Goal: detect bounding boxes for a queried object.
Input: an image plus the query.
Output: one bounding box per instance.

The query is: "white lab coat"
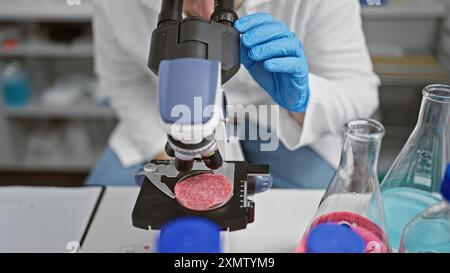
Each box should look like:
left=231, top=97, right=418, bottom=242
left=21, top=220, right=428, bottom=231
left=93, top=0, right=380, bottom=169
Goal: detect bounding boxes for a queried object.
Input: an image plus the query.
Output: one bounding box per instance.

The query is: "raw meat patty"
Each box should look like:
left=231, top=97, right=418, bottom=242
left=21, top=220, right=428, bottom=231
left=175, top=173, right=233, bottom=211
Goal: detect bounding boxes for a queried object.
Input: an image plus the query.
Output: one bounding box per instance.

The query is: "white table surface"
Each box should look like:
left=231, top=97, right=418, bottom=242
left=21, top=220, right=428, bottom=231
left=81, top=187, right=324, bottom=253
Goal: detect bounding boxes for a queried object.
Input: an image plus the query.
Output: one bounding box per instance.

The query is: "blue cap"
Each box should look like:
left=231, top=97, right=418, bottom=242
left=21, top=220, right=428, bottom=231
left=157, top=217, right=221, bottom=253
left=441, top=164, right=450, bottom=202
left=306, top=224, right=365, bottom=253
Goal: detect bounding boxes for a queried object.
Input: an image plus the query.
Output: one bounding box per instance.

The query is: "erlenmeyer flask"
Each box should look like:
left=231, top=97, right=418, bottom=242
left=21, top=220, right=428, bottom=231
left=298, top=119, right=390, bottom=253
left=399, top=164, right=450, bottom=253
left=381, top=84, right=450, bottom=250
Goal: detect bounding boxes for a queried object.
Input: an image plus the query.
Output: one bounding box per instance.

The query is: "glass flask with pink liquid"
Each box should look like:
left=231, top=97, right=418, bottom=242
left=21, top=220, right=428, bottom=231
left=297, top=119, right=390, bottom=253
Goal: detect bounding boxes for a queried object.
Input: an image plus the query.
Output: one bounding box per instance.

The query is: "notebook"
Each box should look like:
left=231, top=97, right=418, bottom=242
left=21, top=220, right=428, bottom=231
left=0, top=186, right=103, bottom=253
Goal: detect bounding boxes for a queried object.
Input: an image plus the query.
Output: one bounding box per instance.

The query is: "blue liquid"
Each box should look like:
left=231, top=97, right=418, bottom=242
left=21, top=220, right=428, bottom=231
left=1, top=70, right=30, bottom=107
left=382, top=187, right=441, bottom=250
left=401, top=218, right=450, bottom=253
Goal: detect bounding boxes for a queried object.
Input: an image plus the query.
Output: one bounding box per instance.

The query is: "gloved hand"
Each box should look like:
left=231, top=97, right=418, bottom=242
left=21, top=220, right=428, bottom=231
left=235, top=13, right=310, bottom=112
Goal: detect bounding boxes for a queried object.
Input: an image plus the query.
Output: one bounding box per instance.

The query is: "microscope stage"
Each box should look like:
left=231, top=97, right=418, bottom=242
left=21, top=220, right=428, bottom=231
left=132, top=161, right=269, bottom=231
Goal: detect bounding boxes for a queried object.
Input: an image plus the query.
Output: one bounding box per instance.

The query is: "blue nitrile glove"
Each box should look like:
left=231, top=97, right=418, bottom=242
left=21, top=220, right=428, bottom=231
left=235, top=13, right=310, bottom=112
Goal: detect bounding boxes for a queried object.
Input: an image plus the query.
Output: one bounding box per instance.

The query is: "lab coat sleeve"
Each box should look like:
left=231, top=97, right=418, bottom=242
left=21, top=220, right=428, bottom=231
left=93, top=1, right=167, bottom=166
left=278, top=0, right=380, bottom=150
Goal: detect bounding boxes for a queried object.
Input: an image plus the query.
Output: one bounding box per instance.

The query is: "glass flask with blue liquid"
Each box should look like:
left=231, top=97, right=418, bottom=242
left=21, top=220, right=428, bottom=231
left=381, top=84, right=450, bottom=251
left=399, top=164, right=450, bottom=253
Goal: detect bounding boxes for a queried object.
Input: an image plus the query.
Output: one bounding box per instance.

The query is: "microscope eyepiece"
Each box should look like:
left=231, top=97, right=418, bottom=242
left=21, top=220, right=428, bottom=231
left=212, top=0, right=238, bottom=26
left=158, top=0, right=183, bottom=26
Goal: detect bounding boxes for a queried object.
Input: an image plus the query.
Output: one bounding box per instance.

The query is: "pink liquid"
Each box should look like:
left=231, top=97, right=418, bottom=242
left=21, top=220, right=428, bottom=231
left=296, top=212, right=389, bottom=253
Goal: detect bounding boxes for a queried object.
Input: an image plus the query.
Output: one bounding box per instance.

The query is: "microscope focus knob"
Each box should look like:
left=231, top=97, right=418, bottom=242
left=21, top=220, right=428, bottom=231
left=248, top=175, right=273, bottom=195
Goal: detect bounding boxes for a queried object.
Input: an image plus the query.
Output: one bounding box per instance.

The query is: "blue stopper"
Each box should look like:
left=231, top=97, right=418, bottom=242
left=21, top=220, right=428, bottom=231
left=306, top=223, right=365, bottom=253
left=441, top=163, right=450, bottom=202
left=157, top=217, right=221, bottom=253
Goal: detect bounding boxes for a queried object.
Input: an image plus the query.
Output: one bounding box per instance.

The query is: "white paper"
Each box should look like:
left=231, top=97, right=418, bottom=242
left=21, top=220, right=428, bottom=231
left=0, top=186, right=102, bottom=253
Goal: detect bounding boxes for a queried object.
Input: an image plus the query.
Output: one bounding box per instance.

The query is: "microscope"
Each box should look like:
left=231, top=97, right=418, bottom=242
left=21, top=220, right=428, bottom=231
left=132, top=0, right=272, bottom=232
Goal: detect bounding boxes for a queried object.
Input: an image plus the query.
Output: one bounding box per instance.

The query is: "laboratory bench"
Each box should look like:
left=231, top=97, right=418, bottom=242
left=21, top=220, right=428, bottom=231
left=82, top=188, right=323, bottom=253
left=0, top=186, right=323, bottom=253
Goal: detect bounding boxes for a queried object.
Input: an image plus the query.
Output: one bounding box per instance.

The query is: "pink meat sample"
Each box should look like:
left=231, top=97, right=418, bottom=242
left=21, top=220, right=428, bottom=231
left=174, top=173, right=233, bottom=211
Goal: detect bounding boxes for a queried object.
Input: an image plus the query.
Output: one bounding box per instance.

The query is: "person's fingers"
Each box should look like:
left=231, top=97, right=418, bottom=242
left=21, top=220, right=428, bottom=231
left=184, top=0, right=215, bottom=20
left=240, top=42, right=255, bottom=69
left=242, top=22, right=294, bottom=48
left=263, top=57, right=307, bottom=75
left=248, top=37, right=302, bottom=61
left=234, top=12, right=274, bottom=33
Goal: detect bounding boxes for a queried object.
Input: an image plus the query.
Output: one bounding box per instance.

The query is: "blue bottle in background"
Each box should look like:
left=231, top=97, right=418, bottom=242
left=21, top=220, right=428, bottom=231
left=157, top=217, right=222, bottom=253
left=1, top=62, right=30, bottom=108
left=399, top=164, right=450, bottom=253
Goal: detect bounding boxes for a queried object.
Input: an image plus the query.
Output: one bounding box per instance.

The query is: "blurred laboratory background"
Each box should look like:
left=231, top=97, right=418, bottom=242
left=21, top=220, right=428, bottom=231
left=0, top=0, right=449, bottom=186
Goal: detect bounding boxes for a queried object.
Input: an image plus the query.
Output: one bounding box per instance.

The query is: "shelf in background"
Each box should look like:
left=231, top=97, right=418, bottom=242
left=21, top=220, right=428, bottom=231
left=5, top=102, right=116, bottom=120
left=0, top=43, right=93, bottom=58
left=373, top=55, right=450, bottom=86
left=361, top=0, right=447, bottom=19
left=0, top=0, right=93, bottom=22
left=0, top=159, right=96, bottom=173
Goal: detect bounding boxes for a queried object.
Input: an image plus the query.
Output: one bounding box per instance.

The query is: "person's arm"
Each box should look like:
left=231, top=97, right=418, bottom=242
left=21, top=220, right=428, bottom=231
left=93, top=0, right=168, bottom=166
left=279, top=0, right=380, bottom=149
left=235, top=0, right=379, bottom=151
